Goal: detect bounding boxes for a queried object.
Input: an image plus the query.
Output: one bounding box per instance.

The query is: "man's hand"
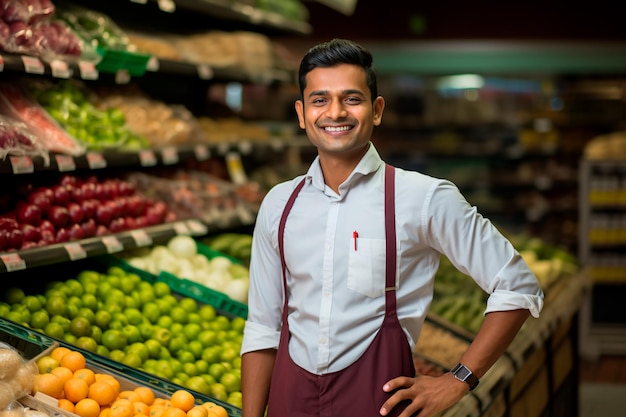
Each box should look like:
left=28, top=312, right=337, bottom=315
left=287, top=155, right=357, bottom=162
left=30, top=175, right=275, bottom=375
left=379, top=372, right=468, bottom=417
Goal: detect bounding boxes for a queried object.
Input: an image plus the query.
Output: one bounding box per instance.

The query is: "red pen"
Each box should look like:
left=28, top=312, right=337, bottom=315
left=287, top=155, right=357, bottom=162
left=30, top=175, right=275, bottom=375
left=353, top=230, right=358, bottom=251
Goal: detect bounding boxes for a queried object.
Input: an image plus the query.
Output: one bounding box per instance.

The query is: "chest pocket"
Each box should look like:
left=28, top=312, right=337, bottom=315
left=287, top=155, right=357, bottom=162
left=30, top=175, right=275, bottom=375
left=347, top=238, right=386, bottom=298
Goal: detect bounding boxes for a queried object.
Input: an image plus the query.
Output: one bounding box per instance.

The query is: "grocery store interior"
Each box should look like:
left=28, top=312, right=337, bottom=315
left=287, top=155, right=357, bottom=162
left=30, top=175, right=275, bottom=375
left=0, top=0, right=625, bottom=416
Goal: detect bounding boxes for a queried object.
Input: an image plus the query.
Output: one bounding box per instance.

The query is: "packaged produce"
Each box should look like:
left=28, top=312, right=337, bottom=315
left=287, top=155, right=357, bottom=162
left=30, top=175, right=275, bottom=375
left=25, top=79, right=150, bottom=151
left=57, top=4, right=132, bottom=52
left=0, top=114, right=50, bottom=165
left=0, top=83, right=86, bottom=156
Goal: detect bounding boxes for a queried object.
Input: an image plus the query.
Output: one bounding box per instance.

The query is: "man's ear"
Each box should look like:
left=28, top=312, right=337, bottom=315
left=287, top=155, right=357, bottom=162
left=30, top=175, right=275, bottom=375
left=373, top=96, right=385, bottom=126
left=295, top=100, right=305, bottom=129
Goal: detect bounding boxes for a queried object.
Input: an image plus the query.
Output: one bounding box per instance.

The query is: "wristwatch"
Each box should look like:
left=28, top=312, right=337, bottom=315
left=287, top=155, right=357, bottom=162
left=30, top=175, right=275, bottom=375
left=450, top=363, right=479, bottom=391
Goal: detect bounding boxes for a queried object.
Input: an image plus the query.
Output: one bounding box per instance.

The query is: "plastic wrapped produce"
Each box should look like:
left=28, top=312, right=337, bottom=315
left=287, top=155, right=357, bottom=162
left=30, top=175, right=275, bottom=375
left=0, top=83, right=86, bottom=156
left=0, top=114, right=49, bottom=165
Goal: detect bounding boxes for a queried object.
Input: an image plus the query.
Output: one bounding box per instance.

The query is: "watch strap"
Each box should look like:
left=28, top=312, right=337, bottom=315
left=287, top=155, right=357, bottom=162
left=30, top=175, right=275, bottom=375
left=451, top=363, right=479, bottom=391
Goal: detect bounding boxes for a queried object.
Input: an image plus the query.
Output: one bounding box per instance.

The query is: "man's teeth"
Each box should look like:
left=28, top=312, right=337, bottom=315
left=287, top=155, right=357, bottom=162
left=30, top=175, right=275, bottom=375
left=324, top=126, right=352, bottom=132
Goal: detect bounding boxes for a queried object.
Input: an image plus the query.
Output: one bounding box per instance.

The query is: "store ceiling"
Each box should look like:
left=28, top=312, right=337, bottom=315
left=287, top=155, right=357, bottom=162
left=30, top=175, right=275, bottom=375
left=296, top=0, right=626, bottom=75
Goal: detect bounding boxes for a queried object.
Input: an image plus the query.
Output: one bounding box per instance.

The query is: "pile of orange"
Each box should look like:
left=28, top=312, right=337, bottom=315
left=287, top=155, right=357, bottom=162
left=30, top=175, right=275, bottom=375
left=32, top=347, right=229, bottom=417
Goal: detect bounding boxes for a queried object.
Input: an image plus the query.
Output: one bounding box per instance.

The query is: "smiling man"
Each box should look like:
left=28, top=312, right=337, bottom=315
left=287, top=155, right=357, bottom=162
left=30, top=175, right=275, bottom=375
left=240, top=38, right=544, bottom=417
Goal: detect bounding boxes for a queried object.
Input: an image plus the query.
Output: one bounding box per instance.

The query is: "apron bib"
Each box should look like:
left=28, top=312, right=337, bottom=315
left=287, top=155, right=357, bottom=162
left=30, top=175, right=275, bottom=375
left=267, top=165, right=416, bottom=417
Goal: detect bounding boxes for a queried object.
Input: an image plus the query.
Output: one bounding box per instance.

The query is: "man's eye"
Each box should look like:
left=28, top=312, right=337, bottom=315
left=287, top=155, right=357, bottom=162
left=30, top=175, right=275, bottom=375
left=312, top=98, right=326, bottom=104
left=346, top=97, right=362, bottom=103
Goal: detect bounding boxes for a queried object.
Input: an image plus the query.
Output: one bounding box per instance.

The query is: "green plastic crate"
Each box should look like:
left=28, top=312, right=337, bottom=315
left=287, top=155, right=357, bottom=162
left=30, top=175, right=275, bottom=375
left=96, top=47, right=151, bottom=76
left=0, top=317, right=57, bottom=361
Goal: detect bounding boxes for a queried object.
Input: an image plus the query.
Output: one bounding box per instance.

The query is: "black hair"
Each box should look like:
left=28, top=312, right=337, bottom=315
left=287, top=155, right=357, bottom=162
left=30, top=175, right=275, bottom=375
left=298, top=38, right=378, bottom=102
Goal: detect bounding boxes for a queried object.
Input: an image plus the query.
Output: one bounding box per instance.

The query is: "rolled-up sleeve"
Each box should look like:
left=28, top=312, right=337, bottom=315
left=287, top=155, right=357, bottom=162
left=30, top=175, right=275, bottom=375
left=425, top=180, right=544, bottom=318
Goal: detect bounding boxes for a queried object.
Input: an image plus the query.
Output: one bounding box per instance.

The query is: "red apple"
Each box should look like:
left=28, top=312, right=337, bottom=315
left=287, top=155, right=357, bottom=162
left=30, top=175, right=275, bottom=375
left=0, top=229, right=9, bottom=250
left=95, top=225, right=109, bottom=236
left=40, top=229, right=55, bottom=244
left=80, top=182, right=95, bottom=200
left=67, top=223, right=84, bottom=240
left=39, top=219, right=55, bottom=235
left=80, top=219, right=96, bottom=237
left=16, top=202, right=42, bottom=226
left=47, top=205, right=69, bottom=228
left=67, top=202, right=84, bottom=224
left=80, top=199, right=97, bottom=219
left=28, top=189, right=53, bottom=213
left=55, top=228, right=69, bottom=243
left=0, top=217, right=18, bottom=232
left=52, top=185, right=70, bottom=205
left=20, top=223, right=40, bottom=242
left=8, top=229, right=23, bottom=250
left=60, top=174, right=79, bottom=187
left=95, top=203, right=113, bottom=225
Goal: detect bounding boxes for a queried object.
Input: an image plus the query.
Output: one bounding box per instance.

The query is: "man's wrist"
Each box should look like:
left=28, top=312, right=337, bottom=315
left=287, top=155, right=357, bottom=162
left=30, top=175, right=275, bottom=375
left=450, top=363, right=479, bottom=391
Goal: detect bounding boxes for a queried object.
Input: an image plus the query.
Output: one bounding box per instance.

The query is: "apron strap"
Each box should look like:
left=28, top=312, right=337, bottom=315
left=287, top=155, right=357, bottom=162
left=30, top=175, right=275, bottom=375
left=384, top=164, right=398, bottom=316
left=278, top=177, right=306, bottom=322
left=278, top=164, right=398, bottom=321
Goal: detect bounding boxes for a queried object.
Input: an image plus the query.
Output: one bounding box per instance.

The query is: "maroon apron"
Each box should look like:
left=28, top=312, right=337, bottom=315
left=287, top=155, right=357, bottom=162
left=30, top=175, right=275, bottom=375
left=267, top=164, right=416, bottom=417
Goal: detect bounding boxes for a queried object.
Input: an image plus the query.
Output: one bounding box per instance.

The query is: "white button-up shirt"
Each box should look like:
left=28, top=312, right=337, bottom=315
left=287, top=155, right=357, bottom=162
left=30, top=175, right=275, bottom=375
left=241, top=144, right=544, bottom=374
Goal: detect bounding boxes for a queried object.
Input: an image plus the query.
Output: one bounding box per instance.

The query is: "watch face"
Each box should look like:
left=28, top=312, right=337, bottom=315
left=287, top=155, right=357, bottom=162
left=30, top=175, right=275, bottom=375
left=455, top=366, right=471, bottom=381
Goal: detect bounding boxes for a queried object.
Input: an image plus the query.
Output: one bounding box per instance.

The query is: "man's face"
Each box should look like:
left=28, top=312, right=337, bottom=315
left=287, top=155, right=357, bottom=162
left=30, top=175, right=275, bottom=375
left=295, top=64, right=384, bottom=161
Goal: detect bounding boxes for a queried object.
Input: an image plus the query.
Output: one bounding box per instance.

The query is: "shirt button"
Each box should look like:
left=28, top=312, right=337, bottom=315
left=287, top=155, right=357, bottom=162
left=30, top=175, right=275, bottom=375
left=323, top=291, right=330, bottom=297
left=320, top=336, right=327, bottom=344
left=332, top=202, right=338, bottom=206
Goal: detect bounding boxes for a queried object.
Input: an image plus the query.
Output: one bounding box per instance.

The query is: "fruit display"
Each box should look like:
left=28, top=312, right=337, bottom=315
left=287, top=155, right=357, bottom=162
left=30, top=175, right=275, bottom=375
left=0, top=343, right=38, bottom=410
left=0, top=173, right=176, bottom=252
left=0, top=263, right=244, bottom=408
left=26, top=79, right=150, bottom=151
left=30, top=346, right=230, bottom=417
left=0, top=114, right=50, bottom=165
left=430, top=234, right=578, bottom=334
left=0, top=0, right=92, bottom=62
left=0, top=83, right=86, bottom=156
left=122, top=236, right=250, bottom=304
left=57, top=4, right=132, bottom=52
left=201, top=233, right=252, bottom=265
left=126, top=171, right=259, bottom=229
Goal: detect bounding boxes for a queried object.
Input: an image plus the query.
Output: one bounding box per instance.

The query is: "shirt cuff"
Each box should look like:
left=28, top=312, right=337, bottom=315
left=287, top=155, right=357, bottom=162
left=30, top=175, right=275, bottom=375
left=240, top=320, right=281, bottom=356
left=485, top=289, right=544, bottom=318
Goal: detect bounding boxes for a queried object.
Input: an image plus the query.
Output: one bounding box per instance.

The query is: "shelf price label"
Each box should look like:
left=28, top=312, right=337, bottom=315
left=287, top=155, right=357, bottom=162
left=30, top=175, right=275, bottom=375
left=186, top=219, right=208, bottom=235
left=147, top=56, right=160, bottom=72
left=157, top=0, right=176, bottom=13
left=0, top=253, right=25, bottom=272
left=173, top=221, right=191, bottom=235
left=55, top=154, right=76, bottom=172
left=86, top=152, right=107, bottom=170
left=194, top=144, right=210, bottom=161
left=78, top=61, right=99, bottom=80
left=225, top=151, right=248, bottom=185
left=21, top=56, right=44, bottom=74
left=10, top=156, right=34, bottom=174
left=50, top=60, right=71, bottom=78
left=197, top=64, right=214, bottom=80
left=130, top=229, right=153, bottom=247
left=64, top=242, right=87, bottom=261
left=161, top=146, right=179, bottom=165
left=102, top=236, right=124, bottom=253
left=139, top=150, right=157, bottom=167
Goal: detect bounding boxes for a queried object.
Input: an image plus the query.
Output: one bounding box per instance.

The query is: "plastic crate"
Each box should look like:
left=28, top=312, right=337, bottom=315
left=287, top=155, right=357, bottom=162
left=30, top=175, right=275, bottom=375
left=0, top=317, right=57, bottom=361
left=96, top=47, right=151, bottom=76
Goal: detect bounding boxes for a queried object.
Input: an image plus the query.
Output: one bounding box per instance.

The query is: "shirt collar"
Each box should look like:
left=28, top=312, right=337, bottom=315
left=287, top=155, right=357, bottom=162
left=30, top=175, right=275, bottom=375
left=305, top=142, right=385, bottom=192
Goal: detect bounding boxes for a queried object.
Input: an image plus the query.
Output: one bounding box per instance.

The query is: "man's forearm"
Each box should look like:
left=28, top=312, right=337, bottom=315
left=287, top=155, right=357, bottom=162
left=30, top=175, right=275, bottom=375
left=458, top=309, right=531, bottom=379
left=241, top=349, right=277, bottom=417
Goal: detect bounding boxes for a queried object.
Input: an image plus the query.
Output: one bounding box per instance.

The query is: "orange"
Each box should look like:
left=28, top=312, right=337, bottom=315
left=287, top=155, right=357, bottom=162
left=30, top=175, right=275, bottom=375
left=162, top=408, right=186, bottom=417
left=89, top=380, right=118, bottom=407
left=133, top=401, right=149, bottom=416
left=75, top=398, right=101, bottom=417
left=96, top=374, right=121, bottom=397
left=148, top=405, right=165, bottom=417
left=58, top=399, right=75, bottom=413
left=152, top=399, right=171, bottom=408
left=65, top=377, right=90, bottom=403
left=61, top=351, right=87, bottom=372
left=75, top=368, right=97, bottom=385
left=51, top=366, right=74, bottom=385
left=202, top=403, right=227, bottom=417
left=186, top=406, right=207, bottom=417
left=33, top=373, right=64, bottom=399
left=170, top=390, right=194, bottom=412
left=51, top=346, right=72, bottom=363
left=109, top=399, right=135, bottom=417
left=118, top=390, right=141, bottom=402
left=133, top=387, right=155, bottom=406
left=99, top=407, right=111, bottom=417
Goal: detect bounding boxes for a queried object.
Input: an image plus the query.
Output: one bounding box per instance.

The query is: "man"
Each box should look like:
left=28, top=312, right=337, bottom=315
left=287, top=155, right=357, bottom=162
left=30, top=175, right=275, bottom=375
left=240, top=38, right=544, bottom=417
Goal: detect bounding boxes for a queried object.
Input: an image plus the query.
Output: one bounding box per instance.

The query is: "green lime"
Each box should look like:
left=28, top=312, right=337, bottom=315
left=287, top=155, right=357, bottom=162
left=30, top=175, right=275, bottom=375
left=144, top=339, right=162, bottom=359
left=230, top=316, right=246, bottom=333
left=94, top=310, right=112, bottom=329
left=122, top=351, right=143, bottom=368
left=177, top=350, right=195, bottom=364
left=153, top=327, right=171, bottom=346
left=64, top=333, right=77, bottom=344
left=183, top=323, right=202, bottom=340
left=122, top=325, right=142, bottom=344
left=30, top=310, right=50, bottom=330
left=198, top=304, right=217, bottom=322
left=109, top=349, right=126, bottom=363
left=107, top=266, right=126, bottom=277
left=220, top=371, right=241, bottom=394
left=187, top=312, right=201, bottom=324
left=156, top=315, right=173, bottom=328
left=81, top=293, right=98, bottom=311
left=76, top=307, right=96, bottom=325
left=65, top=279, right=84, bottom=296
left=102, top=329, right=128, bottom=351
left=123, top=308, right=143, bottom=325
left=46, top=295, right=67, bottom=317
left=183, top=362, right=198, bottom=377
left=127, top=342, right=150, bottom=363
left=75, top=336, right=98, bottom=352
left=70, top=316, right=92, bottom=337
left=187, top=340, right=204, bottom=360
left=4, top=288, right=25, bottom=304
left=185, top=376, right=210, bottom=395
left=22, top=295, right=42, bottom=312
left=209, top=363, right=226, bottom=380
left=91, top=325, right=103, bottom=344
left=44, top=322, right=65, bottom=339
left=210, top=383, right=228, bottom=401
left=51, top=315, right=71, bottom=331
left=170, top=306, right=188, bottom=324
left=141, top=302, right=161, bottom=324
left=179, top=297, right=198, bottom=313
left=153, top=281, right=171, bottom=298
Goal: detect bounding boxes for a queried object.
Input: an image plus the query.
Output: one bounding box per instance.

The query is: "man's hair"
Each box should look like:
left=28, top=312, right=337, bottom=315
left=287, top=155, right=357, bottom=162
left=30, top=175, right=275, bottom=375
left=298, top=38, right=378, bottom=102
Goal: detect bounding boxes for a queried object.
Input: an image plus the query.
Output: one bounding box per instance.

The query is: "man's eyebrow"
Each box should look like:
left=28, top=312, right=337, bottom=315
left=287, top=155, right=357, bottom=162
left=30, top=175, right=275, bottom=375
left=307, top=89, right=365, bottom=98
